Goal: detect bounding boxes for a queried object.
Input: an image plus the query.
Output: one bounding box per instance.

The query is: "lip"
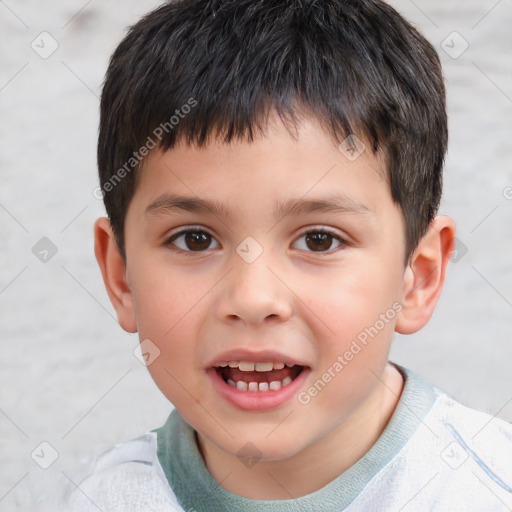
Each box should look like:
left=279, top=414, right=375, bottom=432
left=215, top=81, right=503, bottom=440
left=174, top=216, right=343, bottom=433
left=205, top=349, right=309, bottom=368
left=207, top=365, right=311, bottom=411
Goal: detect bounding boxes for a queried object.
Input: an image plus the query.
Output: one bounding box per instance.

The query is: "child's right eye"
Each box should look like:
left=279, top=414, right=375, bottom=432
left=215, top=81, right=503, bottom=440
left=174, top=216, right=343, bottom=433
left=165, top=228, right=220, bottom=253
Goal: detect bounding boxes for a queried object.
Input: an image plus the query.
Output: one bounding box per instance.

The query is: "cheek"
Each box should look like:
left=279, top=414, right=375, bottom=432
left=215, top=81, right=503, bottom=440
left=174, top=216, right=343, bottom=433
left=131, top=258, right=208, bottom=338
left=129, top=263, right=211, bottom=399
left=300, top=260, right=402, bottom=413
left=142, top=311, right=209, bottom=412
left=303, top=260, right=401, bottom=343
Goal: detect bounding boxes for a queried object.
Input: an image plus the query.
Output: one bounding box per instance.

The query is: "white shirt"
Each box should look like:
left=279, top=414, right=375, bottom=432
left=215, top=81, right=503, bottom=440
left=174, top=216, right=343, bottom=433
left=59, top=365, right=512, bottom=511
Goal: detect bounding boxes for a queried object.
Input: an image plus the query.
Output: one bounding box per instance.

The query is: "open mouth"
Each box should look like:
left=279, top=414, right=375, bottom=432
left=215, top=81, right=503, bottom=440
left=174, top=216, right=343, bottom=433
left=213, top=360, right=305, bottom=392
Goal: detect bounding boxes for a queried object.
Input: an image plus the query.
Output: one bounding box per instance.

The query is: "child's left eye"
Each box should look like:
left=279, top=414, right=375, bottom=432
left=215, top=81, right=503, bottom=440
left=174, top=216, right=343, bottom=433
left=293, top=229, right=346, bottom=253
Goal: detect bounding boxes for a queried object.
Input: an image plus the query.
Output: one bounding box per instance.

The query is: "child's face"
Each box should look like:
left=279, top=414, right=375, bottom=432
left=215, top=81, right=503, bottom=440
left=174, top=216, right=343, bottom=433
left=122, top=113, right=409, bottom=461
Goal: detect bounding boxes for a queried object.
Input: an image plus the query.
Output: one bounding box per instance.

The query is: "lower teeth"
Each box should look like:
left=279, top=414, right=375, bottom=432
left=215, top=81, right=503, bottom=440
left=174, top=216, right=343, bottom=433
left=226, top=376, right=293, bottom=391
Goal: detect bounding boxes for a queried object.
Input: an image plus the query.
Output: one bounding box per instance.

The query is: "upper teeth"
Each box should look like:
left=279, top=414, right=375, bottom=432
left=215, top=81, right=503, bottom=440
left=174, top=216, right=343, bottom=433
left=217, top=361, right=294, bottom=371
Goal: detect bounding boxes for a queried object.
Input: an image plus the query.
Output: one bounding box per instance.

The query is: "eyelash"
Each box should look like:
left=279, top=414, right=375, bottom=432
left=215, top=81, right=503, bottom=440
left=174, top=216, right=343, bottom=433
left=164, top=226, right=347, bottom=256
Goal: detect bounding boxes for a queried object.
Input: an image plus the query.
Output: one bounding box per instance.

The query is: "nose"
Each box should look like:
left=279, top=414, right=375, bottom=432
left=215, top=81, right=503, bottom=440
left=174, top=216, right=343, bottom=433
left=214, top=251, right=293, bottom=327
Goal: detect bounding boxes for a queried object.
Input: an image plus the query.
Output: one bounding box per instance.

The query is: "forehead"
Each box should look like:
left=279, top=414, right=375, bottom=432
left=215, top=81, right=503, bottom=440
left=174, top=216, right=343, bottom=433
left=130, top=114, right=393, bottom=223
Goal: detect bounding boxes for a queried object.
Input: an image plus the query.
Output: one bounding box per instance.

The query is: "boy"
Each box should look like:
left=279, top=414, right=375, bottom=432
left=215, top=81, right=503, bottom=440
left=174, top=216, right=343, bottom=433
left=63, top=0, right=512, bottom=510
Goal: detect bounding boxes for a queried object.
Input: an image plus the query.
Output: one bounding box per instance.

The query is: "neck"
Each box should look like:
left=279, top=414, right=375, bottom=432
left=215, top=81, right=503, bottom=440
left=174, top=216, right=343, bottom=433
left=197, top=363, right=404, bottom=500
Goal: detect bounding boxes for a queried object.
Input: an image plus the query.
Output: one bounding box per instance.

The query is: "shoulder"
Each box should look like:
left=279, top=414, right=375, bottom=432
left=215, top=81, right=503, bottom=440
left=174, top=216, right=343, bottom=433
left=59, top=433, right=185, bottom=512
left=371, top=387, right=512, bottom=511
left=431, top=390, right=512, bottom=484
left=428, top=389, right=512, bottom=469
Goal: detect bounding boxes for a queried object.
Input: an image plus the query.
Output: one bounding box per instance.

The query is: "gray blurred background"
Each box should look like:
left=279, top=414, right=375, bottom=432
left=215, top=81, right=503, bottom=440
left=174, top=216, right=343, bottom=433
left=1, top=1, right=511, bottom=510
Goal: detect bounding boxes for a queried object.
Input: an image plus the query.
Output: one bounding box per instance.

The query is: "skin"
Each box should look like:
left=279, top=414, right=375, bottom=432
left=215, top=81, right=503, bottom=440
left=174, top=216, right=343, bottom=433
left=95, top=112, right=455, bottom=500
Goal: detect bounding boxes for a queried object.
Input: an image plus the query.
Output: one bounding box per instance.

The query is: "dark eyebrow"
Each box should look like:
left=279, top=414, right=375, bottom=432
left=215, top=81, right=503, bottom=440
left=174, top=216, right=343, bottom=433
left=145, top=194, right=234, bottom=219
left=145, top=193, right=370, bottom=219
left=272, top=194, right=370, bottom=218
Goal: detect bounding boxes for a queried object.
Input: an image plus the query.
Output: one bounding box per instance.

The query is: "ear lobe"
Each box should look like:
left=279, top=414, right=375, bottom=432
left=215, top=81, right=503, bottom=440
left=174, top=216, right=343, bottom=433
left=395, top=216, right=456, bottom=335
left=94, top=217, right=137, bottom=333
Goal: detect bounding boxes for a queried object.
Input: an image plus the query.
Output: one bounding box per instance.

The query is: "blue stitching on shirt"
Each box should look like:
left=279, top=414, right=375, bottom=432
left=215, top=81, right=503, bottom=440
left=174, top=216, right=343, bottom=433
left=444, top=421, right=512, bottom=493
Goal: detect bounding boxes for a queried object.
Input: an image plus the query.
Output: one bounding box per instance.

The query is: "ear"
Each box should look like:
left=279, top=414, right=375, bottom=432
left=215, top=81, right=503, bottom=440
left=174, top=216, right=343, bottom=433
left=395, top=215, right=456, bottom=334
left=94, top=217, right=137, bottom=333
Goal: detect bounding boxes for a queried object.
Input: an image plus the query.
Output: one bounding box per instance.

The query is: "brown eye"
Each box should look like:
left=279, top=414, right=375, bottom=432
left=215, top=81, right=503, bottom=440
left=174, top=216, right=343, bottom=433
left=294, top=229, right=345, bottom=253
left=305, top=232, right=334, bottom=251
left=183, top=232, right=211, bottom=251
left=167, top=229, right=219, bottom=252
